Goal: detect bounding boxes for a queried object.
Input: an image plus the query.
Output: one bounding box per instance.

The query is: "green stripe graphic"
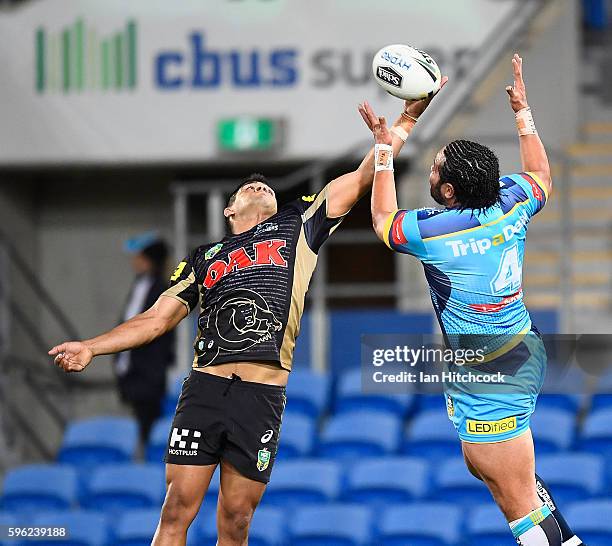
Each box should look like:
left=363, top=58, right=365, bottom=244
left=126, top=20, right=137, bottom=89
left=36, top=28, right=45, bottom=92
left=62, top=28, right=70, bottom=92
left=75, top=19, right=84, bottom=90
left=37, top=19, right=137, bottom=93
left=102, top=38, right=110, bottom=89
left=114, top=32, right=123, bottom=89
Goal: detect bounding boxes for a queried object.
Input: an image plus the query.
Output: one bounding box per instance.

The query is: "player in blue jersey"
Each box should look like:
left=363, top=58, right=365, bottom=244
left=361, top=54, right=585, bottom=546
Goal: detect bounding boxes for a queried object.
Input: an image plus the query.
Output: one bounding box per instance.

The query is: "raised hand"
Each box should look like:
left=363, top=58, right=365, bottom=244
left=404, top=75, right=449, bottom=120
left=506, top=53, right=528, bottom=113
left=358, top=100, right=392, bottom=145
left=49, top=341, right=94, bottom=373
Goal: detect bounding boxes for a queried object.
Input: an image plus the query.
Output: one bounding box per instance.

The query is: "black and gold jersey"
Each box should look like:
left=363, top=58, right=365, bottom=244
left=161, top=183, right=344, bottom=372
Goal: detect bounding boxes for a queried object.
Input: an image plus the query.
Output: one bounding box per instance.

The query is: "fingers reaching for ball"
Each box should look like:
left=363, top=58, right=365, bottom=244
left=506, top=53, right=528, bottom=113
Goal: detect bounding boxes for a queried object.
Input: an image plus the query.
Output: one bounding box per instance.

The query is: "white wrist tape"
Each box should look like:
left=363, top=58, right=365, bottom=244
left=391, top=126, right=408, bottom=142
left=516, top=107, right=537, bottom=136
left=375, top=143, right=394, bottom=172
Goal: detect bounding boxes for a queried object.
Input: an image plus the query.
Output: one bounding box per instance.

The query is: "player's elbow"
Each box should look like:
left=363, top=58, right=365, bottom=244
left=534, top=170, right=553, bottom=196
left=371, top=211, right=388, bottom=242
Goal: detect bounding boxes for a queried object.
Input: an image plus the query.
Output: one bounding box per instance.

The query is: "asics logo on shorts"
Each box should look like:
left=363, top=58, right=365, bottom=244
left=169, top=427, right=202, bottom=456
left=260, top=429, right=274, bottom=443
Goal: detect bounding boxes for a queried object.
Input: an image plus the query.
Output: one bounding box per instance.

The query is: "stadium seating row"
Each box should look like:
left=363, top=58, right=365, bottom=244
left=53, top=405, right=612, bottom=472
left=3, top=501, right=612, bottom=546
left=164, top=367, right=612, bottom=419
left=1, top=453, right=608, bottom=516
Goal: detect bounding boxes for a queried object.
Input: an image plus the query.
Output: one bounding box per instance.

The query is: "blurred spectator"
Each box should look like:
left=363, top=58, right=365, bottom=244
left=114, top=233, right=174, bottom=445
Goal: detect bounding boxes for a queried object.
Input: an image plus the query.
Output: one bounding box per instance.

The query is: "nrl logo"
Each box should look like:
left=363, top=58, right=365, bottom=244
left=205, top=243, right=223, bottom=260
left=257, top=448, right=271, bottom=471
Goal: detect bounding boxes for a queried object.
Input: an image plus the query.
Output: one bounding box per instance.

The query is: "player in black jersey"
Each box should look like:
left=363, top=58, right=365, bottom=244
left=49, top=86, right=445, bottom=546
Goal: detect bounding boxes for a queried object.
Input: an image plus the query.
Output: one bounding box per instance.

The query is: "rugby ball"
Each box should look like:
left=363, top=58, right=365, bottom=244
left=372, top=44, right=442, bottom=100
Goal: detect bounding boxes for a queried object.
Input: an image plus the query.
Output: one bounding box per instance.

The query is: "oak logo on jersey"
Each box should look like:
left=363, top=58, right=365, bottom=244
left=195, top=289, right=282, bottom=365
left=204, top=239, right=287, bottom=289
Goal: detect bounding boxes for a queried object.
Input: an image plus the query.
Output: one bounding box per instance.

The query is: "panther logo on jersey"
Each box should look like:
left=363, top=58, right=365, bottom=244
left=195, top=289, right=282, bottom=365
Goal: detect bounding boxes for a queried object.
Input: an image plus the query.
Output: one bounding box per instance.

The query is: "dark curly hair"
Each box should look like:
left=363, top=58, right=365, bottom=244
left=440, top=140, right=501, bottom=212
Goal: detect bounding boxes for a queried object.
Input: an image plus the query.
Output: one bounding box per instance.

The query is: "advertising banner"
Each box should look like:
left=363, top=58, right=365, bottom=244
left=0, top=0, right=519, bottom=164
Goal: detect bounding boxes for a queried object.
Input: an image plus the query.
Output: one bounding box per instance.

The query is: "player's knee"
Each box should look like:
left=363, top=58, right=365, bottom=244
left=218, top=498, right=255, bottom=537
left=159, top=488, right=199, bottom=530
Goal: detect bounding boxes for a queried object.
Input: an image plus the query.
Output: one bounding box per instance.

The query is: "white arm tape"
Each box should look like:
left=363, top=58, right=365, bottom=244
left=391, top=126, right=409, bottom=142
left=375, top=143, right=394, bottom=172
left=516, top=107, right=537, bottom=136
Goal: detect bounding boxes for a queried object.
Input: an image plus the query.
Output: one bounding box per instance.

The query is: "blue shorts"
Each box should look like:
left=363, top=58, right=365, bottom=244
left=444, top=330, right=547, bottom=443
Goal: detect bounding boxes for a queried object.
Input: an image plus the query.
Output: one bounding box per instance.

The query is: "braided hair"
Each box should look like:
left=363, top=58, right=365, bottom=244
left=440, top=140, right=501, bottom=212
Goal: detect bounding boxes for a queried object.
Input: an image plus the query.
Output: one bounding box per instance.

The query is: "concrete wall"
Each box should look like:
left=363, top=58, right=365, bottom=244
left=37, top=175, right=174, bottom=390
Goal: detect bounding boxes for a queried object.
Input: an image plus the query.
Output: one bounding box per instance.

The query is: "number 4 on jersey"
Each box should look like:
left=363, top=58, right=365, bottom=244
left=491, top=243, right=522, bottom=294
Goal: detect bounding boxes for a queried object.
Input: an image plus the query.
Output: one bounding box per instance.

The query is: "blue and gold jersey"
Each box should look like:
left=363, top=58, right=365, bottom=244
left=384, top=172, right=548, bottom=357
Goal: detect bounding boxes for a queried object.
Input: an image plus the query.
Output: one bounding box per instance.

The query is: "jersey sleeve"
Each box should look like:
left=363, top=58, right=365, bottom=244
left=160, top=253, right=200, bottom=314
left=382, top=209, right=428, bottom=259
left=500, top=171, right=549, bottom=217
left=295, top=183, right=347, bottom=253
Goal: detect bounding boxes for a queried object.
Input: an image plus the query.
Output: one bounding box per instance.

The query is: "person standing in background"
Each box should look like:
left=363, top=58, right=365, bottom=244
left=114, top=233, right=175, bottom=445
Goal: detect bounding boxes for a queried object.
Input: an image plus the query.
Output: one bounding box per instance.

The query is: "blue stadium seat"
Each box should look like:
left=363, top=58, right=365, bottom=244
left=329, top=310, right=433, bottom=373
left=0, top=511, right=18, bottom=546
left=402, top=409, right=462, bottom=460
left=537, top=362, right=586, bottom=413
left=58, top=417, right=138, bottom=466
left=197, top=506, right=285, bottom=546
left=414, top=393, right=445, bottom=413
left=146, top=416, right=172, bottom=463
left=536, top=453, right=604, bottom=505
left=201, top=467, right=220, bottom=507
left=566, top=500, right=612, bottom=545
left=163, top=375, right=186, bottom=416
left=284, top=370, right=331, bottom=419
left=536, top=393, right=582, bottom=413
left=433, top=457, right=491, bottom=506
left=334, top=369, right=413, bottom=418
left=467, top=504, right=513, bottom=546
left=579, top=408, right=612, bottom=456
left=591, top=368, right=612, bottom=413
left=378, top=502, right=462, bottom=546
left=530, top=408, right=575, bottom=454
left=275, top=413, right=315, bottom=459
left=114, top=508, right=160, bottom=546
left=82, top=464, right=164, bottom=512
left=289, top=503, right=372, bottom=546
left=263, top=459, right=341, bottom=507
left=31, top=511, right=108, bottom=546
left=1, top=464, right=77, bottom=513
left=342, top=457, right=429, bottom=506
left=318, top=411, right=401, bottom=459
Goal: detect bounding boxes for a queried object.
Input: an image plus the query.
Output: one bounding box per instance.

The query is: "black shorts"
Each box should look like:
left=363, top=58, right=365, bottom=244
left=164, top=370, right=286, bottom=483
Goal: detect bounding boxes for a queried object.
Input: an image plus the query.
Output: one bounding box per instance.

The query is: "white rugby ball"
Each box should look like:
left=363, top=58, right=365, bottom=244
left=372, top=44, right=442, bottom=100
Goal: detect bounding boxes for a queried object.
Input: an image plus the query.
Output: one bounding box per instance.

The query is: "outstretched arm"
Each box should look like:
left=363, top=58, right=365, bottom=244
left=48, top=295, right=187, bottom=373
left=359, top=102, right=399, bottom=241
left=506, top=53, right=552, bottom=195
left=326, top=77, right=448, bottom=218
